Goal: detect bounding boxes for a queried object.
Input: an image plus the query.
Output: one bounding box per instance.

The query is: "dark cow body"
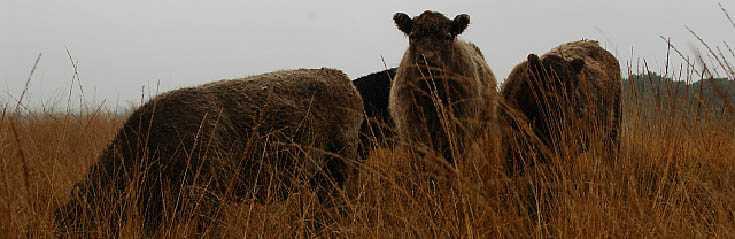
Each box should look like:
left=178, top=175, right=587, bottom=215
left=55, top=68, right=364, bottom=237
left=353, top=68, right=398, bottom=159
left=501, top=40, right=622, bottom=175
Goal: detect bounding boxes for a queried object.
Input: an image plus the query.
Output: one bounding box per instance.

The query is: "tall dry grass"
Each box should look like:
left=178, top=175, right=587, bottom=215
left=2, top=70, right=734, bottom=238
left=3, top=6, right=735, bottom=239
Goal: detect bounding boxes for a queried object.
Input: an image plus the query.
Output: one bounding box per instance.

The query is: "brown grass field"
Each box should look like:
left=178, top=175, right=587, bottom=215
left=2, top=69, right=735, bottom=238
left=3, top=9, right=735, bottom=238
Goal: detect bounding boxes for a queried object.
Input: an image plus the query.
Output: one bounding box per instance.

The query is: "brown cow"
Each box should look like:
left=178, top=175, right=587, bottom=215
left=390, top=10, right=498, bottom=163
left=501, top=40, right=622, bottom=174
left=55, top=68, right=364, bottom=236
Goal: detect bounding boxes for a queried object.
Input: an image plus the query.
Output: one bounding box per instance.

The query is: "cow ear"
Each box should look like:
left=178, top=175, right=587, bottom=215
left=394, top=13, right=412, bottom=34
left=451, top=14, right=470, bottom=36
left=570, top=58, right=585, bottom=73
left=527, top=54, right=543, bottom=69
left=526, top=54, right=544, bottom=77
left=527, top=54, right=541, bottom=65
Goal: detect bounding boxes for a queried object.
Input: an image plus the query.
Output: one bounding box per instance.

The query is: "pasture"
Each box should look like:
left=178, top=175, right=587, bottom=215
left=2, top=4, right=735, bottom=239
left=1, top=72, right=735, bottom=238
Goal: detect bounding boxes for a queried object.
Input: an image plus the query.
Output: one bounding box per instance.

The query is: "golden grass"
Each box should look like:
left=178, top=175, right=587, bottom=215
left=1, top=82, right=734, bottom=238
left=4, top=5, right=735, bottom=236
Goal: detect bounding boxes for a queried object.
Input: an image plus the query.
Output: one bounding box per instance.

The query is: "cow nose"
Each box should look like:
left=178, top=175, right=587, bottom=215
left=417, top=51, right=437, bottom=62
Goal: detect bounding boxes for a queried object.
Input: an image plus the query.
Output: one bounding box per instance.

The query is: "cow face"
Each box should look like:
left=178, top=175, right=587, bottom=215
left=527, top=53, right=585, bottom=92
left=394, top=10, right=470, bottom=66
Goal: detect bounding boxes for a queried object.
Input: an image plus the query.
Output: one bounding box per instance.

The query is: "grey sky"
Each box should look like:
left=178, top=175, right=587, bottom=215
left=2, top=0, right=733, bottom=110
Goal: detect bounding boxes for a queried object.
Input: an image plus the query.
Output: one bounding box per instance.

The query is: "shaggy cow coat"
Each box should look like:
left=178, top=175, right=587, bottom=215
left=55, top=68, right=364, bottom=236
left=390, top=10, right=498, bottom=162
left=501, top=40, right=622, bottom=174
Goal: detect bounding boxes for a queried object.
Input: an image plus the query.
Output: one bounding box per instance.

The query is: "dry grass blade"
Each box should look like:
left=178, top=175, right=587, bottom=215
left=8, top=120, right=32, bottom=203
left=14, top=53, right=41, bottom=114
left=725, top=41, right=735, bottom=63
left=685, top=26, right=732, bottom=79
left=659, top=36, right=701, bottom=77
left=7, top=53, right=43, bottom=213
left=65, top=47, right=85, bottom=115
left=716, top=46, right=735, bottom=79
left=720, top=3, right=735, bottom=30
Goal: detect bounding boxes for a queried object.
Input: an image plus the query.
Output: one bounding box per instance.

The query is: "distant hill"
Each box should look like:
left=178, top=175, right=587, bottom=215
left=623, top=72, right=735, bottom=110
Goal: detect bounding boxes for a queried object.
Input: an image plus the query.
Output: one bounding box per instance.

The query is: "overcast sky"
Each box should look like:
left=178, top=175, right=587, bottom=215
left=2, top=0, right=734, bottom=110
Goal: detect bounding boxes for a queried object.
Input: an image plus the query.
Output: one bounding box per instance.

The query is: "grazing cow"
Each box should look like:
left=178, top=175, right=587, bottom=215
left=55, top=68, right=364, bottom=236
left=501, top=40, right=622, bottom=174
left=390, top=10, right=498, bottom=162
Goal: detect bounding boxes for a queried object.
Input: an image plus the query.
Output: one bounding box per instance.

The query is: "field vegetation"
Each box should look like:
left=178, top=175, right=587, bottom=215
left=2, top=6, right=735, bottom=239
